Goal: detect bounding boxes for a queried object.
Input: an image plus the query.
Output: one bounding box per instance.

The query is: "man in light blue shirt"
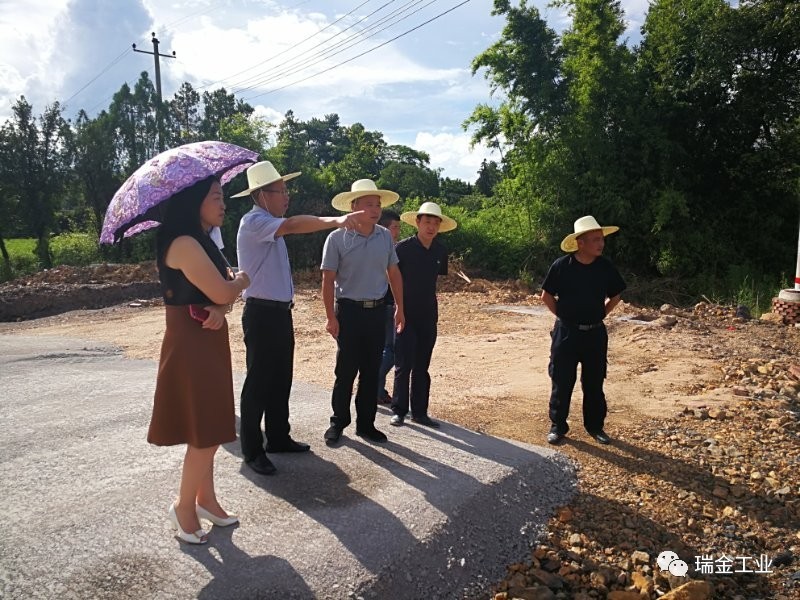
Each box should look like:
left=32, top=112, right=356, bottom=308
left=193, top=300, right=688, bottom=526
left=235, top=161, right=360, bottom=476
left=321, top=179, right=405, bottom=445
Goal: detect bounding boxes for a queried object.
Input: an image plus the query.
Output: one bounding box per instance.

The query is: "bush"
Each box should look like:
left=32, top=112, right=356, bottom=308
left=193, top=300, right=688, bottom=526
left=51, top=233, right=101, bottom=267
left=2, top=234, right=105, bottom=283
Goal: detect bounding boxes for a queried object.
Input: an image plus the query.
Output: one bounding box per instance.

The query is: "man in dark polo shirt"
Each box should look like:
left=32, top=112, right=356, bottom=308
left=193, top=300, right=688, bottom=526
left=321, top=179, right=405, bottom=445
left=541, top=215, right=626, bottom=445
left=389, top=202, right=457, bottom=428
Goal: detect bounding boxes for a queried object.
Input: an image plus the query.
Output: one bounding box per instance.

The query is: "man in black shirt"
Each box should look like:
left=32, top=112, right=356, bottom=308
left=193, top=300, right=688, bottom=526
left=541, top=216, right=626, bottom=445
left=390, top=202, right=457, bottom=428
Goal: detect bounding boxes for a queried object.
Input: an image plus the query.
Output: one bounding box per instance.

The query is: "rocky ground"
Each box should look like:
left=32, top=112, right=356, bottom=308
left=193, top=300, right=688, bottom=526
left=1, top=263, right=799, bottom=600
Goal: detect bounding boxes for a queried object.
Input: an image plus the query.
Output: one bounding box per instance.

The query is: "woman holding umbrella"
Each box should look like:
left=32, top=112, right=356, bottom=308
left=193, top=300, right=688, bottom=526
left=149, top=175, right=250, bottom=544
left=102, top=141, right=257, bottom=544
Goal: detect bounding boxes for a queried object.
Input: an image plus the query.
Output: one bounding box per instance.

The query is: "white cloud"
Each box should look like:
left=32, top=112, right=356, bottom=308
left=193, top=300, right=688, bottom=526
left=162, top=10, right=463, bottom=106
left=413, top=131, right=498, bottom=183
left=0, top=0, right=69, bottom=115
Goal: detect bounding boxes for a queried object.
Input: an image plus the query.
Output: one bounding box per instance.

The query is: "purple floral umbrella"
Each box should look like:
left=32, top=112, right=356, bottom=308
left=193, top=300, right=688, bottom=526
left=100, top=141, right=259, bottom=244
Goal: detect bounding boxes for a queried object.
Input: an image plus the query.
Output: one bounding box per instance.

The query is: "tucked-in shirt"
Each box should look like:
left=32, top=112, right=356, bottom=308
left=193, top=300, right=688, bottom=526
left=541, top=254, right=626, bottom=324
left=321, top=225, right=398, bottom=301
left=396, top=235, right=447, bottom=320
left=237, top=206, right=293, bottom=302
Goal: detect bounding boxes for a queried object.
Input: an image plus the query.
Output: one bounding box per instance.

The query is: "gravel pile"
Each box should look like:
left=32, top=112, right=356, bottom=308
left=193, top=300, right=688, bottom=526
left=490, top=304, right=800, bottom=600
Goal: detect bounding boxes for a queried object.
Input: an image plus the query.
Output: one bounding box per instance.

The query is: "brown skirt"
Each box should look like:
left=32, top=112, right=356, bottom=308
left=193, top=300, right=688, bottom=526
left=147, top=305, right=237, bottom=448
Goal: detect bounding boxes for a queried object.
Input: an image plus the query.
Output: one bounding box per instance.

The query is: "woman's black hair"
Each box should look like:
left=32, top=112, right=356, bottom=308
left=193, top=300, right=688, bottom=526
left=155, top=175, right=219, bottom=264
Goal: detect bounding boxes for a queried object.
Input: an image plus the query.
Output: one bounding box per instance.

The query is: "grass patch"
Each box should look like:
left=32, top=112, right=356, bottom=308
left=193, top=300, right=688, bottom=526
left=2, top=238, right=38, bottom=282
left=2, top=234, right=103, bottom=283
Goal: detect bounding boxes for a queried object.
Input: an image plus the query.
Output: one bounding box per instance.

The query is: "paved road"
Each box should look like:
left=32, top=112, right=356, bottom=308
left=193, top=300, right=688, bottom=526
left=0, top=334, right=576, bottom=599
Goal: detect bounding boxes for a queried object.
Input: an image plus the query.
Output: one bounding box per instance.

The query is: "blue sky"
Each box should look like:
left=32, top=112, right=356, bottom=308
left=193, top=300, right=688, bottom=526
left=0, top=0, right=650, bottom=182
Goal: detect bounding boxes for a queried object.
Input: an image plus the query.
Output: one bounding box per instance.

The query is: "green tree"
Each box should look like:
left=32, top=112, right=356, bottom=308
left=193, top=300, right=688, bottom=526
left=72, top=110, right=123, bottom=238
left=475, top=159, right=502, bottom=196
left=638, top=0, right=800, bottom=278
left=0, top=97, right=72, bottom=267
left=320, top=123, right=387, bottom=191
left=378, top=144, right=440, bottom=199
left=378, top=161, right=440, bottom=200
left=468, top=0, right=640, bottom=263
left=168, top=82, right=202, bottom=144
left=108, top=74, right=160, bottom=173
left=217, top=113, right=272, bottom=154
left=439, top=176, right=473, bottom=205
left=200, top=88, right=254, bottom=140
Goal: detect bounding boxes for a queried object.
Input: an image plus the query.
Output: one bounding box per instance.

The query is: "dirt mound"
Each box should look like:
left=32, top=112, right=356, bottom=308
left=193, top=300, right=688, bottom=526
left=6, top=262, right=158, bottom=286
left=0, top=262, right=160, bottom=322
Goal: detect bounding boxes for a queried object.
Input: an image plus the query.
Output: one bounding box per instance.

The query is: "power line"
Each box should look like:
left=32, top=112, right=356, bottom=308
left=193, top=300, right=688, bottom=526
left=231, top=0, right=437, bottom=95
left=197, top=0, right=378, bottom=92
left=243, top=0, right=471, bottom=103
left=70, top=0, right=470, bottom=118
left=62, top=48, right=132, bottom=110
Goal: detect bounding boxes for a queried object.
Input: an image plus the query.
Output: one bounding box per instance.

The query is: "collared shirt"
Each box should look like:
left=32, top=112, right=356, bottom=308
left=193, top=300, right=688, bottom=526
left=396, top=235, right=448, bottom=319
left=321, top=225, right=398, bottom=301
left=236, top=206, right=293, bottom=302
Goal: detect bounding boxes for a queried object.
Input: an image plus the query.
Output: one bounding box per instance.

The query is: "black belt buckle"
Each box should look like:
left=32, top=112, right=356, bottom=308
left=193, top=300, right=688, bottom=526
left=577, top=322, right=602, bottom=331
left=338, top=298, right=383, bottom=309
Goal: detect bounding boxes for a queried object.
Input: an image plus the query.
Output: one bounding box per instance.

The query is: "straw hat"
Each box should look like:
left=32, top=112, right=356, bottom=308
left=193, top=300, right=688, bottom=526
left=331, top=179, right=399, bottom=212
left=231, top=161, right=301, bottom=198
left=400, top=202, right=457, bottom=233
left=560, top=215, right=619, bottom=253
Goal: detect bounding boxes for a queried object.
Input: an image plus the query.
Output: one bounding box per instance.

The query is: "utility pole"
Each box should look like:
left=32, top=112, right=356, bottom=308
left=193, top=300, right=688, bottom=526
left=133, top=32, right=176, bottom=152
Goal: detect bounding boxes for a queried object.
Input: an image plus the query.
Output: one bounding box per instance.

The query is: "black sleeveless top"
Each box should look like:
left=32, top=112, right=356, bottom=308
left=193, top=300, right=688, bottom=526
left=159, top=234, right=229, bottom=305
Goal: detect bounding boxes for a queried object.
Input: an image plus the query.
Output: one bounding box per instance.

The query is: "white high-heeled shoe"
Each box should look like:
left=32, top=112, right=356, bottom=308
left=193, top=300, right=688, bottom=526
left=168, top=503, right=208, bottom=544
left=196, top=504, right=239, bottom=527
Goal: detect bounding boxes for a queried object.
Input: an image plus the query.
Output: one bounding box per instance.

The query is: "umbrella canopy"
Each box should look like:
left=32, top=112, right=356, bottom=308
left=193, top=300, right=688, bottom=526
left=100, top=141, right=259, bottom=244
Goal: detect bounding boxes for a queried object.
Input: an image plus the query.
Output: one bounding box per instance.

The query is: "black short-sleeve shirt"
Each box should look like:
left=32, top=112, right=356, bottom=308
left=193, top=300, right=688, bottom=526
left=396, top=235, right=448, bottom=320
left=541, top=254, right=626, bottom=324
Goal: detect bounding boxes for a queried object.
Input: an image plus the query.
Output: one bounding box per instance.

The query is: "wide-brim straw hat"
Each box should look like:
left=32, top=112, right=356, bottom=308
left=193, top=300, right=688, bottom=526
left=560, top=215, right=619, bottom=252
left=331, top=179, right=399, bottom=212
left=231, top=161, right=301, bottom=197
left=400, top=201, right=457, bottom=233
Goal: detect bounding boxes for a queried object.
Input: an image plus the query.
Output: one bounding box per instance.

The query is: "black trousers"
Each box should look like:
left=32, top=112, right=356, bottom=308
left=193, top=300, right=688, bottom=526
left=548, top=320, right=608, bottom=434
left=240, top=303, right=294, bottom=461
left=330, top=302, right=385, bottom=430
left=391, top=316, right=437, bottom=418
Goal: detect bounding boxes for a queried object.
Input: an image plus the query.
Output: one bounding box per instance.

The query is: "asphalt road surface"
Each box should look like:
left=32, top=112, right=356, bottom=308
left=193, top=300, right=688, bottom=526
left=0, top=334, right=576, bottom=599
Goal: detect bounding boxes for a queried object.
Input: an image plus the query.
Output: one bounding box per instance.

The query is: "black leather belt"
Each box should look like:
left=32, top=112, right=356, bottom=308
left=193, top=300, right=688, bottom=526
left=246, top=297, right=294, bottom=310
left=559, top=319, right=604, bottom=331
left=337, top=298, right=385, bottom=309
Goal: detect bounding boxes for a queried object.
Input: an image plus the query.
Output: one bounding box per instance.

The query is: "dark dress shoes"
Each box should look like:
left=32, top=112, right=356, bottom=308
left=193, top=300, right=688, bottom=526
left=324, top=425, right=343, bottom=445
left=266, top=438, right=311, bottom=453
left=355, top=426, right=387, bottom=443
left=547, top=431, right=565, bottom=445
left=411, top=415, right=440, bottom=429
left=589, top=430, right=611, bottom=445
left=246, top=454, right=277, bottom=475
left=389, top=414, right=405, bottom=426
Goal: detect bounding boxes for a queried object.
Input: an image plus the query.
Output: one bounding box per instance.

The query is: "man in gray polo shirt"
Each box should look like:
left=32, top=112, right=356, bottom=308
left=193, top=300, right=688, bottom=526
left=235, top=161, right=361, bottom=476
left=321, top=179, right=405, bottom=445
